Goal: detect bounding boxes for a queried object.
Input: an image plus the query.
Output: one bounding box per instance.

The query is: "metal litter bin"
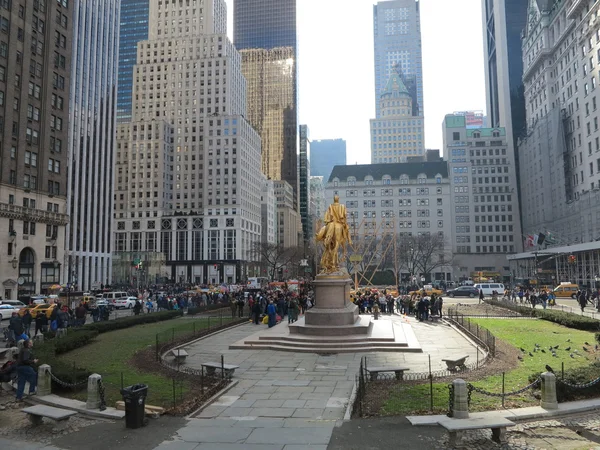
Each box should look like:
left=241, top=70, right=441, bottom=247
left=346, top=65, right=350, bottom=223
left=120, top=384, right=148, bottom=428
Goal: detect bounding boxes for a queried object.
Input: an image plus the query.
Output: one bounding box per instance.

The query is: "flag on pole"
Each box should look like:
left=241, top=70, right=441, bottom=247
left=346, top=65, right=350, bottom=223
left=533, top=234, right=539, bottom=246
left=525, top=235, right=534, bottom=247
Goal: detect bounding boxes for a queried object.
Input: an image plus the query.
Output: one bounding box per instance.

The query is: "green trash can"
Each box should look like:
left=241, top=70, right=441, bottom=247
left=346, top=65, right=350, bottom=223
left=120, top=384, right=148, bottom=429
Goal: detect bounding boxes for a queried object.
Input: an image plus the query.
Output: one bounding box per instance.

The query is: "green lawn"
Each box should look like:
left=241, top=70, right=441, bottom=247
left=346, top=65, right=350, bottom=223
left=58, top=316, right=237, bottom=408
left=378, top=319, right=598, bottom=415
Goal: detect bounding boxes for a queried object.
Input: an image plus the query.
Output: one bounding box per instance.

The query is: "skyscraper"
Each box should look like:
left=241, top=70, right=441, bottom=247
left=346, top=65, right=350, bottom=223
left=299, top=125, right=311, bottom=241
left=113, top=0, right=263, bottom=285
left=0, top=0, right=71, bottom=299
left=482, top=0, right=528, bottom=148
left=370, top=71, right=425, bottom=163
left=373, top=0, right=424, bottom=119
left=309, top=139, right=347, bottom=180
left=66, top=0, right=120, bottom=290
left=117, top=0, right=150, bottom=123
left=234, top=0, right=299, bottom=209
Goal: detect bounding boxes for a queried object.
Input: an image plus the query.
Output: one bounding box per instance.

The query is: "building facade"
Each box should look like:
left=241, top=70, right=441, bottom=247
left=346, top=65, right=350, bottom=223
left=274, top=180, right=300, bottom=249
left=113, top=0, right=263, bottom=285
left=326, top=162, right=453, bottom=282
left=309, top=139, right=346, bottom=180
left=66, top=0, right=120, bottom=291
left=0, top=0, right=71, bottom=299
left=261, top=178, right=276, bottom=245
left=234, top=0, right=299, bottom=209
left=516, top=0, right=600, bottom=246
left=299, top=124, right=311, bottom=241
left=117, top=0, right=150, bottom=123
left=373, top=0, right=424, bottom=119
left=370, top=72, right=425, bottom=163
left=443, top=114, right=523, bottom=283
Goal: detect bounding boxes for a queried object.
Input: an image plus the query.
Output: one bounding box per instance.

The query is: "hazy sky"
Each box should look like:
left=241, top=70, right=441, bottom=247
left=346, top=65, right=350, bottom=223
left=224, top=0, right=487, bottom=164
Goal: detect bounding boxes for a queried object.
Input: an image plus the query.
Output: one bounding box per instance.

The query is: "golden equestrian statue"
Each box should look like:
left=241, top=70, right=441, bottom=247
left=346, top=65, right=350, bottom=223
left=316, top=195, right=352, bottom=274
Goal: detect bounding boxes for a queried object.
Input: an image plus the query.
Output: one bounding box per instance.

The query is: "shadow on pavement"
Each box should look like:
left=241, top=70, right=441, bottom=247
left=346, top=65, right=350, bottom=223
left=51, top=416, right=186, bottom=450
left=328, top=417, right=447, bottom=450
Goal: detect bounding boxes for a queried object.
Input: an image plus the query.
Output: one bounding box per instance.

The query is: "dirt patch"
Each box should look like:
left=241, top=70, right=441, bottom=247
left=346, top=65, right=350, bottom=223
left=447, top=303, right=528, bottom=317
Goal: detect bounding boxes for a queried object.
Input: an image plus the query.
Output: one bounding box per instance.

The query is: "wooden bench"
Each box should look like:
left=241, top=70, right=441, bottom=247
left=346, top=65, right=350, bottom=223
left=201, top=361, right=239, bottom=379
left=366, top=366, right=410, bottom=381
left=170, top=348, right=188, bottom=364
left=22, top=405, right=77, bottom=430
left=439, top=415, right=516, bottom=448
left=442, top=356, right=469, bottom=371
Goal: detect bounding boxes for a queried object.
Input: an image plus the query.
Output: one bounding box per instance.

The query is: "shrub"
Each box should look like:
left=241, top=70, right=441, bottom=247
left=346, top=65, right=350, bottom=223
left=187, top=303, right=227, bottom=316
left=53, top=329, right=99, bottom=355
left=34, top=340, right=91, bottom=387
left=83, top=310, right=182, bottom=334
left=596, top=332, right=600, bottom=344
left=485, top=299, right=600, bottom=331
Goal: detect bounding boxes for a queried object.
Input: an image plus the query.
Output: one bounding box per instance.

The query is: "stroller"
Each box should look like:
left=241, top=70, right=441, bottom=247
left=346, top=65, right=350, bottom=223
left=0, top=357, right=17, bottom=384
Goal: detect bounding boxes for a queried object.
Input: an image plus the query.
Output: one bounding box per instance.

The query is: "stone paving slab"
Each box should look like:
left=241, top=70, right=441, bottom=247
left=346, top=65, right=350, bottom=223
left=177, top=427, right=252, bottom=444
left=244, top=427, right=333, bottom=445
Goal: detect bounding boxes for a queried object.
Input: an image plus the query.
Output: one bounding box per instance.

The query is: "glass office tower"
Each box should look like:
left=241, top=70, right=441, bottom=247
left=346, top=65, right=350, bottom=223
left=234, top=0, right=299, bottom=210
left=117, top=0, right=150, bottom=123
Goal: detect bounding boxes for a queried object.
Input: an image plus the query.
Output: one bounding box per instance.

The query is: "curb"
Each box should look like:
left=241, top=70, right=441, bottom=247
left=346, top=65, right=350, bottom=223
left=343, top=380, right=357, bottom=421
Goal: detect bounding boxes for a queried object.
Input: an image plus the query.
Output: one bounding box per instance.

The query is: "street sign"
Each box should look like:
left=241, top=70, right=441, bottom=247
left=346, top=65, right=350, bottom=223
left=304, top=267, right=312, bottom=273
left=349, top=255, right=363, bottom=263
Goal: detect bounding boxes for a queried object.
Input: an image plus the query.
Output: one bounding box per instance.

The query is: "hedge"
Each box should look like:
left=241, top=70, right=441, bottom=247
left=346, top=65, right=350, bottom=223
left=83, top=310, right=182, bottom=333
left=485, top=299, right=600, bottom=331
left=596, top=332, right=600, bottom=344
left=54, top=329, right=99, bottom=355
left=187, top=303, right=228, bottom=316
left=530, top=362, right=600, bottom=402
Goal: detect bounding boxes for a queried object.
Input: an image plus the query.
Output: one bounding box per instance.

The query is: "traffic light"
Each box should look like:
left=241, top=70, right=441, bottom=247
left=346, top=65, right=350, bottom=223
left=568, top=255, right=576, bottom=264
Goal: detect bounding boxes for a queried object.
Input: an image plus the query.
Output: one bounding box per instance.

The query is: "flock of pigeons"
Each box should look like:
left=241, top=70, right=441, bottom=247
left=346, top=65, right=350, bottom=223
left=517, top=338, right=599, bottom=364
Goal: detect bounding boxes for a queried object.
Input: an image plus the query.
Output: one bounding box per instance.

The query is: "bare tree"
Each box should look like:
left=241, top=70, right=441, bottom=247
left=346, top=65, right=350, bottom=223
left=252, top=242, right=300, bottom=281
left=396, top=234, right=453, bottom=283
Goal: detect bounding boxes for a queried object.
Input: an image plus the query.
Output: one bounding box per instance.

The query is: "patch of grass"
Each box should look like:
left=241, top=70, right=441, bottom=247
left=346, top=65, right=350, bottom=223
left=378, top=319, right=598, bottom=416
left=57, top=316, right=237, bottom=408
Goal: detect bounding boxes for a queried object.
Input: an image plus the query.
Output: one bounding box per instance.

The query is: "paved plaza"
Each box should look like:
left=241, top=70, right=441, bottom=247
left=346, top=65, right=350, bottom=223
left=151, top=315, right=480, bottom=449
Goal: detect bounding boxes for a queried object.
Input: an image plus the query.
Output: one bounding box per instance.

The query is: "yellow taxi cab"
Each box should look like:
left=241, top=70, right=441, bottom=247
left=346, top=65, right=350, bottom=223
left=18, top=303, right=58, bottom=319
left=408, top=285, right=443, bottom=297
left=553, top=282, right=579, bottom=299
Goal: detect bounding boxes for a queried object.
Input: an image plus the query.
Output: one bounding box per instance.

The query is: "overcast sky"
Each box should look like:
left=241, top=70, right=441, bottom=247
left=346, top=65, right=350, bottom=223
left=225, top=0, right=487, bottom=164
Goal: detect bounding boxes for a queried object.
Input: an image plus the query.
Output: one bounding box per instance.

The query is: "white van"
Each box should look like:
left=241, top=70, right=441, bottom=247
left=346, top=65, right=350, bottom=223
left=102, top=291, right=128, bottom=306
left=474, top=283, right=505, bottom=296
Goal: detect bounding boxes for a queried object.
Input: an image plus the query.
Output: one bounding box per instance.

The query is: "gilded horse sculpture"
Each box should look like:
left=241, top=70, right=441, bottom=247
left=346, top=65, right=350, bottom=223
left=315, top=195, right=352, bottom=274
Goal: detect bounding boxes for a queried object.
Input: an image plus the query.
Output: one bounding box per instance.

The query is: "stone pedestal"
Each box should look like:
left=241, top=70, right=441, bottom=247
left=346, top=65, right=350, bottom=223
left=289, top=273, right=370, bottom=336
left=37, top=364, right=52, bottom=396
left=452, top=379, right=469, bottom=419
left=86, top=373, right=102, bottom=409
left=540, top=371, right=558, bottom=410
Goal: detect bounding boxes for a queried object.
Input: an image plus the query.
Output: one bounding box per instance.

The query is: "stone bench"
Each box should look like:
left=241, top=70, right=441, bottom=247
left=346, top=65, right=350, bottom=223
left=22, top=405, right=77, bottom=430
left=442, top=356, right=469, bottom=371
left=439, top=415, right=516, bottom=448
left=170, top=348, right=188, bottom=364
left=0, top=348, right=11, bottom=359
left=202, top=361, right=239, bottom=379
left=367, top=366, right=410, bottom=381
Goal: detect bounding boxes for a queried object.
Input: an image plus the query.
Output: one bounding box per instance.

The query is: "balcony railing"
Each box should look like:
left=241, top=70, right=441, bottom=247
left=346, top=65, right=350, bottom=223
left=0, top=202, right=69, bottom=225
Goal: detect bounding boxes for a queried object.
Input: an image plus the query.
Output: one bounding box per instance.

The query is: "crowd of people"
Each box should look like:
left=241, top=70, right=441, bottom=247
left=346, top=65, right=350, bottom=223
left=502, top=287, right=600, bottom=312
left=351, top=289, right=444, bottom=322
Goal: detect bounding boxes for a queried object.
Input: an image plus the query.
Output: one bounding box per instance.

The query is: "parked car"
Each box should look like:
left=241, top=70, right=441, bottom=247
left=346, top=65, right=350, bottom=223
left=0, top=300, right=26, bottom=310
left=114, top=297, right=137, bottom=309
left=0, top=304, right=19, bottom=320
left=446, top=286, right=480, bottom=298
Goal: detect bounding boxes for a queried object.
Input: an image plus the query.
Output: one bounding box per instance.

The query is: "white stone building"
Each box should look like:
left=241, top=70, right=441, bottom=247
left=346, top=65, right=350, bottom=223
left=113, top=0, right=262, bottom=285
left=443, top=114, right=523, bottom=283
left=325, top=162, right=453, bottom=282
left=517, top=0, right=600, bottom=246
left=370, top=72, right=425, bottom=163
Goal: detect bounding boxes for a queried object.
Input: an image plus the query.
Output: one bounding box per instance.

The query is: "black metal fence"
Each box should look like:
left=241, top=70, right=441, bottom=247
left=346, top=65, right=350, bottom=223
left=446, top=305, right=524, bottom=319
left=155, top=314, right=246, bottom=360
left=352, top=313, right=497, bottom=417
left=445, top=311, right=497, bottom=357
